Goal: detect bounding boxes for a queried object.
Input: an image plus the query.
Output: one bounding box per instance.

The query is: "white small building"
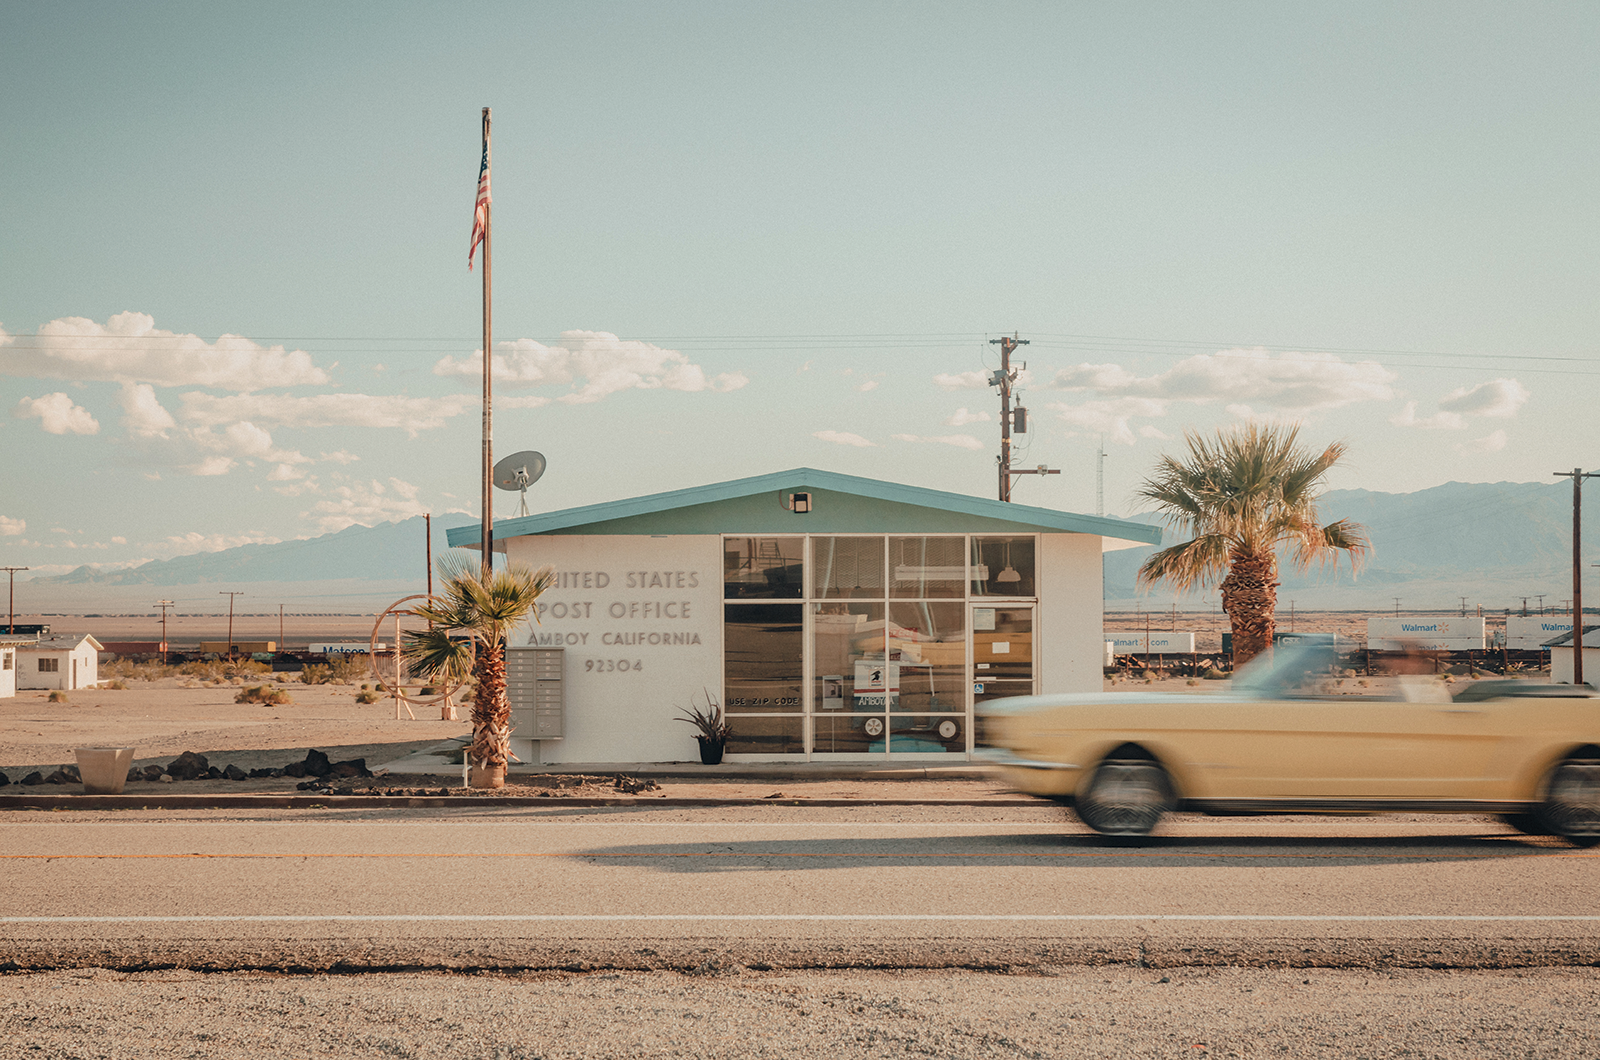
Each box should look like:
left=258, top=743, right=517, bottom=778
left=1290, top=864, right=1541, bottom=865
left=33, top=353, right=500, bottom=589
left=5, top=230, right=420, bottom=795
left=446, top=467, right=1161, bottom=766
left=0, top=636, right=34, bottom=698
left=17, top=634, right=104, bottom=691
left=1546, top=626, right=1600, bottom=686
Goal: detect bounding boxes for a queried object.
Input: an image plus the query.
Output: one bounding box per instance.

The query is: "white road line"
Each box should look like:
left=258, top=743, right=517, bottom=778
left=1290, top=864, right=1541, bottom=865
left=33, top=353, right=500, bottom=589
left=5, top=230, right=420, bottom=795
left=3, top=914, right=1599, bottom=924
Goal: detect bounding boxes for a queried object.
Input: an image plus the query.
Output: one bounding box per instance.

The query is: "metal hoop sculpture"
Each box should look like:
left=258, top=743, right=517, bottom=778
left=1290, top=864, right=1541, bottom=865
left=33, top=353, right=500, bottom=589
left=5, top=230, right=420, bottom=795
left=370, top=594, right=470, bottom=720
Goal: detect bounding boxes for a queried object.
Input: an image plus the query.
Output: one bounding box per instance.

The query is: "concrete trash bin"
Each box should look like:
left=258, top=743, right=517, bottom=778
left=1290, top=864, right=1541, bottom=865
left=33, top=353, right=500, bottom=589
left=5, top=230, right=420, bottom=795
left=75, top=747, right=135, bottom=794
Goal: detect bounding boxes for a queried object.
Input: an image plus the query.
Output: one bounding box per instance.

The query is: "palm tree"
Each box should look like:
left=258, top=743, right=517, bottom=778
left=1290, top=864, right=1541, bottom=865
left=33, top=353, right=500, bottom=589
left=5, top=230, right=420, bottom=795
left=402, top=553, right=555, bottom=787
left=1135, top=423, right=1370, bottom=666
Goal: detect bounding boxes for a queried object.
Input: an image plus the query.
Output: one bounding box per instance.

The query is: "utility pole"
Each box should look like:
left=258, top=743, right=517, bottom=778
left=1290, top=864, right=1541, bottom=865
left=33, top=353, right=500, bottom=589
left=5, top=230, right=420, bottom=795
left=154, top=600, right=173, bottom=653
left=988, top=333, right=1058, bottom=502
left=2, top=567, right=27, bottom=635
left=279, top=603, right=284, bottom=648
left=1553, top=469, right=1595, bottom=686
left=1394, top=597, right=1401, bottom=616
left=1459, top=596, right=1468, bottom=617
left=1096, top=437, right=1107, bottom=517
left=1537, top=594, right=1546, bottom=615
left=219, top=591, right=244, bottom=658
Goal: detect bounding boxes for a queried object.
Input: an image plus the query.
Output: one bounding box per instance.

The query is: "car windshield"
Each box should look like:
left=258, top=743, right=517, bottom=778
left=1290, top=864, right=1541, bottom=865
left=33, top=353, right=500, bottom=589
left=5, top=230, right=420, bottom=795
left=1231, top=640, right=1341, bottom=698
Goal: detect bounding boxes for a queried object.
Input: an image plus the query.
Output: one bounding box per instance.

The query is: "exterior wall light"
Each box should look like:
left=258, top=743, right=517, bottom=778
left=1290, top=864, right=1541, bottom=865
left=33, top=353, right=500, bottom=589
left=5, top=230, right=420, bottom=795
left=786, top=492, right=812, bottom=513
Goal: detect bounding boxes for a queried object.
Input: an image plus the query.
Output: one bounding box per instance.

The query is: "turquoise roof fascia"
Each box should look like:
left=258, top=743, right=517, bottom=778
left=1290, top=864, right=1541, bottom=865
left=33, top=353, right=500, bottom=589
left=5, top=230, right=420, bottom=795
left=445, top=467, right=1162, bottom=548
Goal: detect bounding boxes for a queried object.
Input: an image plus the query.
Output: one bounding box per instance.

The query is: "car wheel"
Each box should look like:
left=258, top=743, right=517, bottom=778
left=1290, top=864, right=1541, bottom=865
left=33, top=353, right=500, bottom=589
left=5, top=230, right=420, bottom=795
left=1535, top=756, right=1600, bottom=847
left=1074, top=752, right=1175, bottom=839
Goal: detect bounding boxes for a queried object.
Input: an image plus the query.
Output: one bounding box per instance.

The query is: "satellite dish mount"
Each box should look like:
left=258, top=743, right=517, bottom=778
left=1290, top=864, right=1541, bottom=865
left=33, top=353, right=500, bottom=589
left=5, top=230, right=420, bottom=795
left=492, top=450, right=547, bottom=518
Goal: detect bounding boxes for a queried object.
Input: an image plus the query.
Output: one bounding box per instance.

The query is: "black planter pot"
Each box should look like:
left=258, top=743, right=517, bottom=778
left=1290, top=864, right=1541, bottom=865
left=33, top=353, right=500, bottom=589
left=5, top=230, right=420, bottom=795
left=696, top=737, right=726, bottom=765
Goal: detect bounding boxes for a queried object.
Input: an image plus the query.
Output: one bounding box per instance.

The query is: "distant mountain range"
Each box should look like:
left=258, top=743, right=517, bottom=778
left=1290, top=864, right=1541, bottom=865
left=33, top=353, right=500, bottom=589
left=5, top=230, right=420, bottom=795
left=18, top=481, right=1597, bottom=613
left=1105, top=480, right=1600, bottom=610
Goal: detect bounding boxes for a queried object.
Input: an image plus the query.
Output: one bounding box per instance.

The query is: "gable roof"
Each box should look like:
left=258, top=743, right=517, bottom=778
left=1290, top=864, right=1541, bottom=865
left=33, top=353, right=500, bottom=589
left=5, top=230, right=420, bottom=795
left=19, top=633, right=104, bottom=652
left=446, top=467, right=1162, bottom=549
left=1544, top=624, right=1600, bottom=648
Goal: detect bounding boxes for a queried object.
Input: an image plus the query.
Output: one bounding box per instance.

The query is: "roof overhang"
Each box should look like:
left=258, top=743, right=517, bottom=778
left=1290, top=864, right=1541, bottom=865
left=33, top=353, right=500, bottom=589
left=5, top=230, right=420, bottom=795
left=446, top=467, right=1163, bottom=551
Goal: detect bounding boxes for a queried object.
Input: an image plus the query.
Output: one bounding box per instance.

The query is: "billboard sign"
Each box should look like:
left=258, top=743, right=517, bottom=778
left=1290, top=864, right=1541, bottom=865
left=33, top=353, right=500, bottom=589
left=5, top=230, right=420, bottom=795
left=1365, top=618, right=1485, bottom=651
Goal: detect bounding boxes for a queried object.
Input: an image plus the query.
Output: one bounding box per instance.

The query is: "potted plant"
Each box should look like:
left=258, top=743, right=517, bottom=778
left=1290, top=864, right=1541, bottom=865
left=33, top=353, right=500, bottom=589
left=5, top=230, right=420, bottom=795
left=675, top=689, right=731, bottom=765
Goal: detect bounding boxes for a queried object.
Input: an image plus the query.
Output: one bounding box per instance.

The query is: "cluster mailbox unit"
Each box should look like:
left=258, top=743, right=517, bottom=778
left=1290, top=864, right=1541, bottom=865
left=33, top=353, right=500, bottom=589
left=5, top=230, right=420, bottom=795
left=448, top=467, right=1159, bottom=766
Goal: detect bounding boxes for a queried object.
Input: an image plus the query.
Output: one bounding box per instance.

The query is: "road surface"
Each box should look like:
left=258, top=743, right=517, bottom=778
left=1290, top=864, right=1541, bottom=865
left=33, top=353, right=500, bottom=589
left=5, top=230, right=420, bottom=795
left=3, top=804, right=1596, bottom=972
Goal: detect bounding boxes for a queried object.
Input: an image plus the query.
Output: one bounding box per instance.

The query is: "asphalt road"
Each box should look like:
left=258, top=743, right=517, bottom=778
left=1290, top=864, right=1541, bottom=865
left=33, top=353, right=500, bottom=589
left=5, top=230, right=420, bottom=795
left=4, top=804, right=1597, bottom=974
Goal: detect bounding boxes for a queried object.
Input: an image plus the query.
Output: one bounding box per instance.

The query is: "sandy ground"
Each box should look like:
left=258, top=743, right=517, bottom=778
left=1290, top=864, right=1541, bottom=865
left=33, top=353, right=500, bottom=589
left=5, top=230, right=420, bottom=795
left=0, top=678, right=1024, bottom=801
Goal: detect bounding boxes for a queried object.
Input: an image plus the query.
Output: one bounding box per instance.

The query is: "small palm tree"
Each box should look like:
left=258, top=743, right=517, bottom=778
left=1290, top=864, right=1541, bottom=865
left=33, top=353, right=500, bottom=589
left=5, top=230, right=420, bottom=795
left=1136, top=423, right=1370, bottom=666
left=402, top=553, right=555, bottom=787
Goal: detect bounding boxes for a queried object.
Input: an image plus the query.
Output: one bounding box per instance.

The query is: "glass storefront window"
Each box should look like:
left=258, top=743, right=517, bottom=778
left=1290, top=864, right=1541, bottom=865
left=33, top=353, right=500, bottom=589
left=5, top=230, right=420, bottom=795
left=811, top=536, right=884, bottom=599
left=726, top=715, right=804, bottom=755
left=889, top=536, right=967, bottom=598
left=723, top=603, right=804, bottom=712
left=723, top=537, right=804, bottom=598
left=887, top=601, right=965, bottom=714
left=970, top=536, right=1036, bottom=597
left=812, top=603, right=884, bottom=714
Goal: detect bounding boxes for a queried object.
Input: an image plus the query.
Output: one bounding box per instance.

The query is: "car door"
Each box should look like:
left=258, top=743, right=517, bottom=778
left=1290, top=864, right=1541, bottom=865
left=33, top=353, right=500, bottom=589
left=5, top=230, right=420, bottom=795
left=1197, top=696, right=1509, bottom=801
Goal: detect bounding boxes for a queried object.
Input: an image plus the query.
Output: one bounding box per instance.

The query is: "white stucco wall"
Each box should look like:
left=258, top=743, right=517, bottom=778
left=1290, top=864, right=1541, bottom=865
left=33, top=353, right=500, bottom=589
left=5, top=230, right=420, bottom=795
left=501, top=535, right=724, bottom=764
left=1550, top=647, right=1600, bottom=686
left=1036, top=533, right=1105, bottom=695
left=17, top=642, right=98, bottom=690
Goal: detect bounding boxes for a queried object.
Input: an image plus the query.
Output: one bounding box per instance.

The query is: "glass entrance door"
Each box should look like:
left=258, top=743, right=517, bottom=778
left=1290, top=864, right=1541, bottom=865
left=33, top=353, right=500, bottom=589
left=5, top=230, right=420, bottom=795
left=970, top=605, right=1034, bottom=711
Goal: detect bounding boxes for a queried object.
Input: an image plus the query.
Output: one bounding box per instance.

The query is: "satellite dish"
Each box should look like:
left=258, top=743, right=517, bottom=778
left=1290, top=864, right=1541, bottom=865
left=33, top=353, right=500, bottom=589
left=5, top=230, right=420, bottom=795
left=492, top=451, right=546, bottom=517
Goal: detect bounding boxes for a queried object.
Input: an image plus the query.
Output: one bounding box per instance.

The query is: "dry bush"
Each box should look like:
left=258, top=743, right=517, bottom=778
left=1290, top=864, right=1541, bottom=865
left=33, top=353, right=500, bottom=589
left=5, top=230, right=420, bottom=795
left=235, top=685, right=292, bottom=705
left=179, top=660, right=227, bottom=681
left=327, top=654, right=370, bottom=684
left=47, top=691, right=68, bottom=703
left=354, top=689, right=380, bottom=704
left=102, top=678, right=129, bottom=690
left=300, top=664, right=331, bottom=685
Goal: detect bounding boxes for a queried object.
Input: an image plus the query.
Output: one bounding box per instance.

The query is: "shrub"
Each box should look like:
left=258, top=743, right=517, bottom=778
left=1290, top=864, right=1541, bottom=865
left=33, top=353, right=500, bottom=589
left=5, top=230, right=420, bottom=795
left=300, top=664, right=331, bottom=685
left=354, top=689, right=380, bottom=704
left=328, top=654, right=370, bottom=684
left=102, top=678, right=129, bottom=690
left=180, top=660, right=227, bottom=681
left=235, top=685, right=292, bottom=705
left=47, top=690, right=68, bottom=703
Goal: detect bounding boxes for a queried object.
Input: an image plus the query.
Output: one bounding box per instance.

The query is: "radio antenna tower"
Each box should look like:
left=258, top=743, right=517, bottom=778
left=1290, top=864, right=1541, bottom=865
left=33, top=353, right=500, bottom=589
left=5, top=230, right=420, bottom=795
left=1096, top=437, right=1107, bottom=516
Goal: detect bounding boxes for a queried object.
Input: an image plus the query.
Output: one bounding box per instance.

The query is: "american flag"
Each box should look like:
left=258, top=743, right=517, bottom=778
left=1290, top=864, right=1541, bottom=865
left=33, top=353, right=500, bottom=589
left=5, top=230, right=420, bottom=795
left=468, top=140, right=491, bottom=271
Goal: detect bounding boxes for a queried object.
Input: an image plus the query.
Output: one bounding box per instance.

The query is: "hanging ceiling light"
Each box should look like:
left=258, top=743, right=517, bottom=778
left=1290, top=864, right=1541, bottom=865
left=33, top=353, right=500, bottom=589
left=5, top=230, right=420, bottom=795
left=996, top=540, right=1021, bottom=584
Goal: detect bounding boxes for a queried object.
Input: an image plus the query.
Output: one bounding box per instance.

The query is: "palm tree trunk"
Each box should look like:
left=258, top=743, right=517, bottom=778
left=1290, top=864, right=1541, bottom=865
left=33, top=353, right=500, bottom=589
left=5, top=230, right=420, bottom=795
left=469, top=639, right=510, bottom=786
left=1221, top=550, right=1278, bottom=666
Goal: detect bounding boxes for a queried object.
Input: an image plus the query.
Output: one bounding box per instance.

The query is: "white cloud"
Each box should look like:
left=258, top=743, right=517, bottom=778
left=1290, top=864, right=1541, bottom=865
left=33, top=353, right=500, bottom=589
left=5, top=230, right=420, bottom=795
left=1391, top=379, right=1528, bottom=431
left=891, top=433, right=985, bottom=451
left=498, top=395, right=552, bottom=409
left=1138, top=425, right=1169, bottom=440
left=156, top=530, right=283, bottom=557
left=0, top=312, right=328, bottom=389
left=1050, top=349, right=1395, bottom=413
left=433, top=331, right=748, bottom=405
left=178, top=392, right=475, bottom=435
left=1048, top=397, right=1170, bottom=445
left=118, top=383, right=178, bottom=435
left=267, top=462, right=308, bottom=481
left=933, top=370, right=991, bottom=391
left=813, top=430, right=876, bottom=447
left=303, top=477, right=428, bottom=533
left=945, top=407, right=991, bottom=426
left=1439, top=378, right=1530, bottom=419
left=13, top=393, right=99, bottom=435
left=320, top=450, right=360, bottom=465
left=0, top=516, right=24, bottom=536
left=856, top=380, right=879, bottom=393
left=111, top=536, right=126, bottom=544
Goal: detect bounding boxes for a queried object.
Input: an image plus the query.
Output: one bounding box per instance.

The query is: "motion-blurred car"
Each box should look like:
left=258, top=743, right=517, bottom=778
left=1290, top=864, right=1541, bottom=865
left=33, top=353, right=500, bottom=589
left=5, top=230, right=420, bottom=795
left=977, top=641, right=1600, bottom=845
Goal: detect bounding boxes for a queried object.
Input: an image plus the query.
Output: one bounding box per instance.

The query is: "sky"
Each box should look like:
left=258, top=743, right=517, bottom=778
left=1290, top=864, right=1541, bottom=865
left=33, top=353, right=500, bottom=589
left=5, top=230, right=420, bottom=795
left=2, top=2, right=1597, bottom=579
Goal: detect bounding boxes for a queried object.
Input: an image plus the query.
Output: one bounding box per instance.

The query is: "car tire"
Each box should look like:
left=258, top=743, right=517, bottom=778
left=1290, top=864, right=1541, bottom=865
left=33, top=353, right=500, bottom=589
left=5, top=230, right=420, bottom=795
left=1074, top=752, right=1175, bottom=839
left=1535, top=756, right=1600, bottom=848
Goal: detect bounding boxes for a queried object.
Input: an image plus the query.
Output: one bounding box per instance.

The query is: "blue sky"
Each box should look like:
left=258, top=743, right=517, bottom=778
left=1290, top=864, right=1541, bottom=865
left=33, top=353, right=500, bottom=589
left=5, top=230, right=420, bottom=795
left=2, top=2, right=1597, bottom=576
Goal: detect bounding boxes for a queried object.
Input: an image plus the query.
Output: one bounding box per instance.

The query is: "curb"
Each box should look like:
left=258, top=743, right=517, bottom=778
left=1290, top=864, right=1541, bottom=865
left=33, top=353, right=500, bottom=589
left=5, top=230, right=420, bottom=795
left=0, top=793, right=1044, bottom=811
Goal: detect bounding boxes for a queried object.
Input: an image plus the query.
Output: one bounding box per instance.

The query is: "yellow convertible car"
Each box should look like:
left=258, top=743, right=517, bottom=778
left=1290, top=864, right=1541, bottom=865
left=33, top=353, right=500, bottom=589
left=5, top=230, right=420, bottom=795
left=977, top=641, right=1600, bottom=845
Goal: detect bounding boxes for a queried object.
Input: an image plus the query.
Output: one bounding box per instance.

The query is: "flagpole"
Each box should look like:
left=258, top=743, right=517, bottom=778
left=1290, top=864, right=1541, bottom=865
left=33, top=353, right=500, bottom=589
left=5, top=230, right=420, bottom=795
left=480, top=107, right=493, bottom=579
